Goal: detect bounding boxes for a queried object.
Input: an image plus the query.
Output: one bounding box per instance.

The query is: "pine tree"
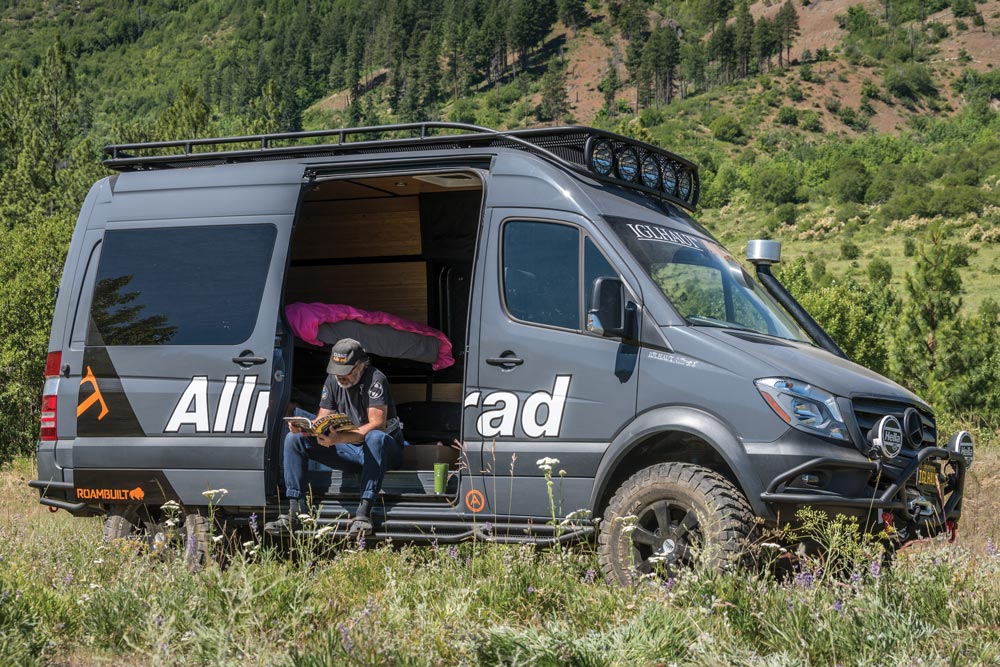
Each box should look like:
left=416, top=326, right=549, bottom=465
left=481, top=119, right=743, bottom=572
left=538, top=60, right=570, bottom=123
left=734, top=0, right=755, bottom=78
left=558, top=0, right=587, bottom=32
left=776, top=1, right=800, bottom=66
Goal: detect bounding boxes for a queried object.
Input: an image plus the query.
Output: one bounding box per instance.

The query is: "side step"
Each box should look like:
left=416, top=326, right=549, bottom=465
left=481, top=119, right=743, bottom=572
left=272, top=499, right=595, bottom=545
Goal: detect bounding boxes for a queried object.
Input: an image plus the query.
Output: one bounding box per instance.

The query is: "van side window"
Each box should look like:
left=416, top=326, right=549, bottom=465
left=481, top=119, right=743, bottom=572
left=502, top=221, right=580, bottom=330
left=87, top=224, right=277, bottom=346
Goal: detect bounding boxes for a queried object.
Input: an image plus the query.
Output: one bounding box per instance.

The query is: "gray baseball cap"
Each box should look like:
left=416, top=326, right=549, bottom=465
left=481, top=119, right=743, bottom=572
left=327, top=338, right=367, bottom=375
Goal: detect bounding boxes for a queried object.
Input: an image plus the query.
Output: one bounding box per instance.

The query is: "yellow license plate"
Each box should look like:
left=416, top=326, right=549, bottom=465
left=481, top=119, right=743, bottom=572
left=917, top=464, right=938, bottom=487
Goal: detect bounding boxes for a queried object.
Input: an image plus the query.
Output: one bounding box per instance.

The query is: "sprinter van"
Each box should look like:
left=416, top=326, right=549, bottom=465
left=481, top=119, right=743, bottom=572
left=31, top=123, right=972, bottom=581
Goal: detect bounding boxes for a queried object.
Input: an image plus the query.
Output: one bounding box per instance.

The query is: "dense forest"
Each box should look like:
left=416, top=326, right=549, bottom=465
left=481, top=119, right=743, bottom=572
left=1, top=0, right=999, bottom=461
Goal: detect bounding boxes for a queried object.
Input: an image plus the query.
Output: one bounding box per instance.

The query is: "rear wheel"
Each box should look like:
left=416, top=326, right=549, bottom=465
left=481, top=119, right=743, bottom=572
left=597, top=463, right=754, bottom=585
left=103, top=505, right=212, bottom=571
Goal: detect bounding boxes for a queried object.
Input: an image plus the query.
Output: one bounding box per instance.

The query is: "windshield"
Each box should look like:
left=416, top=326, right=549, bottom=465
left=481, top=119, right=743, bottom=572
left=607, top=217, right=809, bottom=343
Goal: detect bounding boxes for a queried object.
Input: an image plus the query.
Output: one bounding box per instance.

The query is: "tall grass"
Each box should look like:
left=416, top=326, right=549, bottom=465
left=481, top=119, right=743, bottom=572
left=3, top=452, right=1000, bottom=666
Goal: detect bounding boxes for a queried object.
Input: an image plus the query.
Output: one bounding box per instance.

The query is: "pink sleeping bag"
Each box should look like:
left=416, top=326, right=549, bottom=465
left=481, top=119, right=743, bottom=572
left=285, top=302, right=455, bottom=371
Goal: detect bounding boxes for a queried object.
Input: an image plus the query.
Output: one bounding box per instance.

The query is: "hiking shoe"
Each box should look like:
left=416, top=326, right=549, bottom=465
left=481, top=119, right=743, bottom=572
left=349, top=516, right=373, bottom=536
left=263, top=514, right=301, bottom=536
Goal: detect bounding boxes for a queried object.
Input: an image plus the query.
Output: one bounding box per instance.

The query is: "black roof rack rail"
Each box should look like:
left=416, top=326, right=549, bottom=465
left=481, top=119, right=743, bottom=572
left=103, top=122, right=700, bottom=210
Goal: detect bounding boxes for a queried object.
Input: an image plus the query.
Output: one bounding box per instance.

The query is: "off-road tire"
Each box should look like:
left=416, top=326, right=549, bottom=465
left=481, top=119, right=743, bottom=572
left=597, top=463, right=754, bottom=585
left=103, top=505, right=212, bottom=571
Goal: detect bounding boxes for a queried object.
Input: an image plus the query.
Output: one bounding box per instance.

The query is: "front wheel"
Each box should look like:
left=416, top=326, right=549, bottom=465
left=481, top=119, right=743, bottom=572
left=103, top=505, right=212, bottom=571
left=597, top=463, right=754, bottom=585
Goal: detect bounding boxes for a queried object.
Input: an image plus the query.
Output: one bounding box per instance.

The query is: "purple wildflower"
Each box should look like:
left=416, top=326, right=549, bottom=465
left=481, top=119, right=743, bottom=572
left=484, top=521, right=493, bottom=535
left=248, top=513, right=260, bottom=538
left=833, top=599, right=844, bottom=613
left=870, top=560, right=881, bottom=578
left=63, top=572, right=74, bottom=587
left=584, top=568, right=597, bottom=584
left=338, top=623, right=354, bottom=654
left=447, top=546, right=459, bottom=560
left=987, top=539, right=997, bottom=557
left=664, top=577, right=677, bottom=593
left=527, top=586, right=537, bottom=594
left=358, top=533, right=366, bottom=550
left=154, top=614, right=164, bottom=627
left=794, top=571, right=815, bottom=589
left=785, top=599, right=794, bottom=612
left=849, top=572, right=861, bottom=585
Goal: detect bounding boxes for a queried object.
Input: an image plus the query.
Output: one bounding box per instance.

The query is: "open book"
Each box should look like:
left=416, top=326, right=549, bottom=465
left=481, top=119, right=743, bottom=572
left=283, top=413, right=358, bottom=436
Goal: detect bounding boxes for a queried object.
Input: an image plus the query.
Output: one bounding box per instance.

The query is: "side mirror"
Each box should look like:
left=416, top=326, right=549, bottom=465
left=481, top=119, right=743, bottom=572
left=587, top=277, right=625, bottom=337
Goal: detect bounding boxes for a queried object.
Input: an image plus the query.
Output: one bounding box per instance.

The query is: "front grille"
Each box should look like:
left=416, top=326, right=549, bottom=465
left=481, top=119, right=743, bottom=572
left=851, top=396, right=937, bottom=449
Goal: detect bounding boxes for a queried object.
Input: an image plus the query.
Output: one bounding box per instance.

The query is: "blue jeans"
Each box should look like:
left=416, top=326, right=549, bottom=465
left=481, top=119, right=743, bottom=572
left=283, top=409, right=403, bottom=502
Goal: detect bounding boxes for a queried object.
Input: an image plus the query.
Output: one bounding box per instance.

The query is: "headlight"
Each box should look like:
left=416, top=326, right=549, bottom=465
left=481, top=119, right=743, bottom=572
left=755, top=377, right=849, bottom=441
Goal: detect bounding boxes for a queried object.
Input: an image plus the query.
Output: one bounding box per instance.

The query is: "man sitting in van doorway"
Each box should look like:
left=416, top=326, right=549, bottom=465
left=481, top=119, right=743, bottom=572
left=265, top=338, right=404, bottom=536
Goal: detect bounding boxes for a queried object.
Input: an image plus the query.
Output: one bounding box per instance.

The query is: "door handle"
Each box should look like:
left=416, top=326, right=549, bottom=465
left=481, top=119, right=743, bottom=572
left=486, top=352, right=524, bottom=369
left=233, top=350, right=267, bottom=366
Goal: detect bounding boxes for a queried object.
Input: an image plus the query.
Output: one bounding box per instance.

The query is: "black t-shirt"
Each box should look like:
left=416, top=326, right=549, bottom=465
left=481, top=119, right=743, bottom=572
left=319, top=365, right=400, bottom=436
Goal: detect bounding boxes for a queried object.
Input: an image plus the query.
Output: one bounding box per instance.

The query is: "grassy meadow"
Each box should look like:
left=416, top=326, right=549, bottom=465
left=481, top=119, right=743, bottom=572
left=3, top=444, right=1000, bottom=667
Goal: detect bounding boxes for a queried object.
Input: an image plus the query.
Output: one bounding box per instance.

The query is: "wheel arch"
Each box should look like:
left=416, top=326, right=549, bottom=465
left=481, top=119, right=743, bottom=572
left=590, top=406, right=770, bottom=520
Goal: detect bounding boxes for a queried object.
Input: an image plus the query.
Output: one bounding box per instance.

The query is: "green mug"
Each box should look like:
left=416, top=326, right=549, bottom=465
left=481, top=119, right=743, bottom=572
left=433, top=462, right=449, bottom=494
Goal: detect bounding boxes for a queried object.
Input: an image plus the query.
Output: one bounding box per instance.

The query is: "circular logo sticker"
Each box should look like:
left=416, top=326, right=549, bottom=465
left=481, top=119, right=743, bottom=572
left=321, top=386, right=329, bottom=401
left=464, top=489, right=485, bottom=513
left=369, top=381, right=384, bottom=399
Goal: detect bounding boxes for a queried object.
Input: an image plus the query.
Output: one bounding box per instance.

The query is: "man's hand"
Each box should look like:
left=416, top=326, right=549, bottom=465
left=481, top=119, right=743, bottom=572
left=316, top=431, right=335, bottom=447
left=288, top=422, right=302, bottom=433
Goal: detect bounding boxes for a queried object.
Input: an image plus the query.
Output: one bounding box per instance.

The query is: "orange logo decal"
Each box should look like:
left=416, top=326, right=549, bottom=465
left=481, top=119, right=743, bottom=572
left=77, top=366, right=110, bottom=420
left=464, top=489, right=485, bottom=513
left=77, top=487, right=145, bottom=501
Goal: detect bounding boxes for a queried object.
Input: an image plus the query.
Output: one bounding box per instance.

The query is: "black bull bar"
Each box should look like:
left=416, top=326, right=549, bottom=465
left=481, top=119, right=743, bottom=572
left=760, top=447, right=966, bottom=524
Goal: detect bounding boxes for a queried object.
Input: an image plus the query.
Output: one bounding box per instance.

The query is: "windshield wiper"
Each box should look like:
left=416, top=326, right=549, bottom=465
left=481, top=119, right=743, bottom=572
left=685, top=315, right=760, bottom=334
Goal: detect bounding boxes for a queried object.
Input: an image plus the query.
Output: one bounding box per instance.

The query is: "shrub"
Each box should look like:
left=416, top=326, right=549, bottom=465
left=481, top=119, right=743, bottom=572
left=951, top=0, right=977, bottom=18
left=868, top=257, right=893, bottom=285
left=799, top=110, right=822, bottom=131
left=774, top=202, right=797, bottom=226
left=837, top=105, right=869, bottom=131
left=800, top=63, right=819, bottom=83
left=884, top=63, right=937, bottom=101
left=786, top=82, right=805, bottom=102
left=903, top=237, right=917, bottom=257
left=860, top=79, right=880, bottom=101
left=749, top=161, right=802, bottom=204
left=828, top=158, right=872, bottom=203
left=840, top=240, right=861, bottom=259
left=824, top=97, right=841, bottom=113
left=711, top=114, right=746, bottom=144
left=777, top=106, right=799, bottom=126
left=955, top=19, right=968, bottom=31
left=926, top=21, right=949, bottom=41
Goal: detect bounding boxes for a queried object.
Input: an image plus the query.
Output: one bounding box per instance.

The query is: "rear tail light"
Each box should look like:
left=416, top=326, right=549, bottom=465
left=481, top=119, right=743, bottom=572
left=40, top=351, right=61, bottom=441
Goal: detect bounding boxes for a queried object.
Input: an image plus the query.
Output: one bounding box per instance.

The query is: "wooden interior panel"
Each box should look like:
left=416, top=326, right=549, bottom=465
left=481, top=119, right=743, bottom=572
left=285, top=262, right=427, bottom=323
left=292, top=196, right=421, bottom=260
left=392, top=383, right=465, bottom=404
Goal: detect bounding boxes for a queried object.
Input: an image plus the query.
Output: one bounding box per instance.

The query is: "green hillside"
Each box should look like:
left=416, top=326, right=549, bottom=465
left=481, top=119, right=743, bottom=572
left=1, top=0, right=1000, bottom=460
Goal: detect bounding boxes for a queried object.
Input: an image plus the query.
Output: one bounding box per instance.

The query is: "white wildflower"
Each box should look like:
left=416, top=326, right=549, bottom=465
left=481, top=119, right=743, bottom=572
left=212, top=535, right=224, bottom=543
left=164, top=519, right=178, bottom=528
left=316, top=526, right=335, bottom=537
left=242, top=541, right=255, bottom=549
left=160, top=500, right=180, bottom=511
left=536, top=457, right=560, bottom=468
left=201, top=488, right=229, bottom=499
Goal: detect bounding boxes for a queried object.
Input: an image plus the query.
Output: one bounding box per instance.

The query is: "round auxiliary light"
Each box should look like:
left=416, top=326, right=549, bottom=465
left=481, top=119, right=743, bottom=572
left=590, top=140, right=614, bottom=177
left=871, top=415, right=904, bottom=460
left=617, top=147, right=639, bottom=182
left=677, top=168, right=693, bottom=201
left=640, top=154, right=660, bottom=189
left=661, top=159, right=678, bottom=195
left=949, top=431, right=974, bottom=468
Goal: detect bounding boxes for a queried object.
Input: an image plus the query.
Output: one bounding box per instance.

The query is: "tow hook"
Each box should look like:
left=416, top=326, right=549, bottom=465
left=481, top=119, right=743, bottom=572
left=48, top=505, right=59, bottom=514
left=947, top=519, right=958, bottom=543
left=881, top=511, right=894, bottom=533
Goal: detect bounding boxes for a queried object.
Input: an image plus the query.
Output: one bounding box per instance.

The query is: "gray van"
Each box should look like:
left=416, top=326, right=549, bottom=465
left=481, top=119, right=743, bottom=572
left=30, top=123, right=973, bottom=581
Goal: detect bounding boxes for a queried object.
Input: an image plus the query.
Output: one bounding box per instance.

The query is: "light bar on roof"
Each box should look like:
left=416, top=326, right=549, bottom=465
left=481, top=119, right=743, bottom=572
left=584, top=135, right=699, bottom=208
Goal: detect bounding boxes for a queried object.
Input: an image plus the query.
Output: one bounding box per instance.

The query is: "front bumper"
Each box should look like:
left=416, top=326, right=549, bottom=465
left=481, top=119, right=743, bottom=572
left=761, top=446, right=966, bottom=532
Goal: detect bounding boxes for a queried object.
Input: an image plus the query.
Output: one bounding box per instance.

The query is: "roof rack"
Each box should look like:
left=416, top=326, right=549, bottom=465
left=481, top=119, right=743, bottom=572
left=103, top=122, right=700, bottom=210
